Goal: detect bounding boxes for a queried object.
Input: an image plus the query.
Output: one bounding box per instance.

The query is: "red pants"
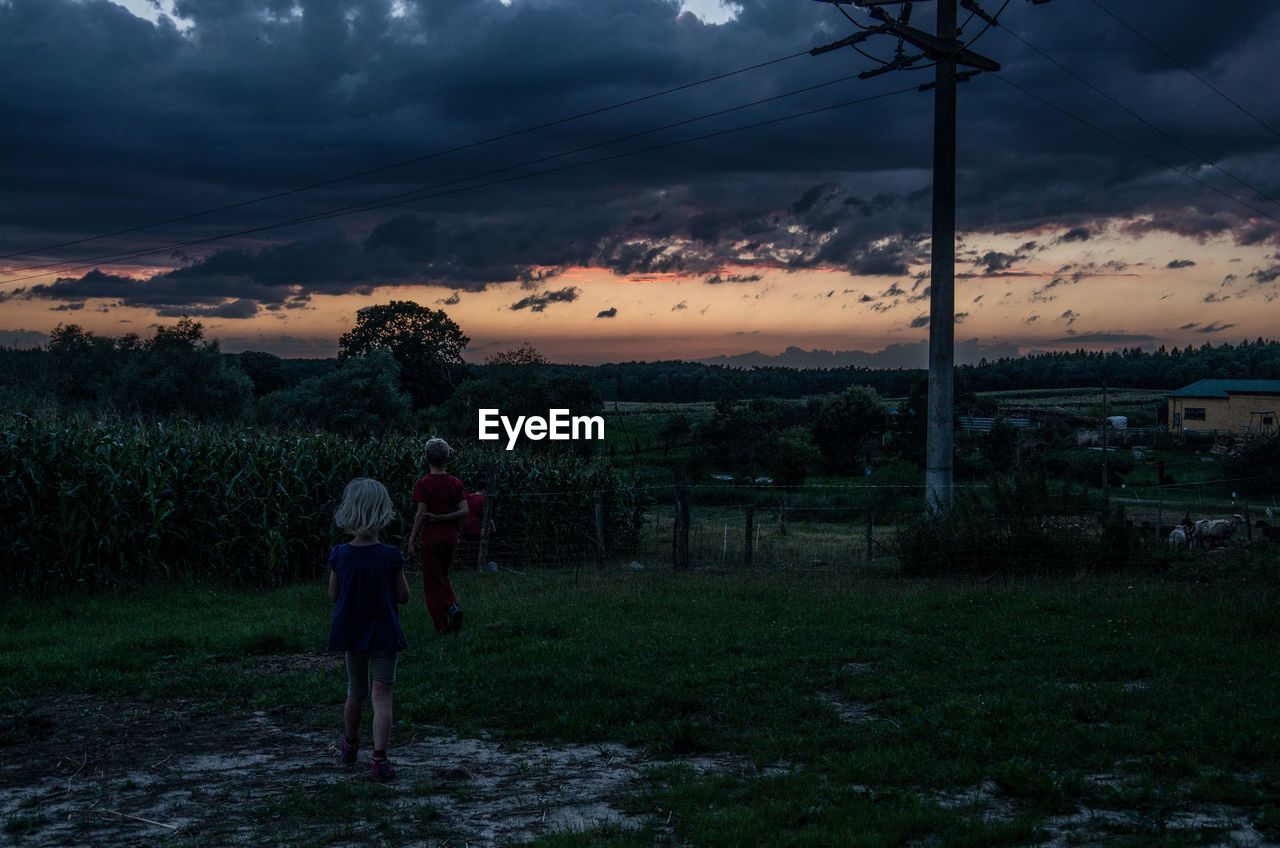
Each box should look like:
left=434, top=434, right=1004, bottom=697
left=420, top=540, right=458, bottom=633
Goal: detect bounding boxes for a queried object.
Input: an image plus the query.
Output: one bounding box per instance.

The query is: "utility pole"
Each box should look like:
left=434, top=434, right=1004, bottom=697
left=927, top=0, right=959, bottom=513
left=810, top=0, right=1046, bottom=512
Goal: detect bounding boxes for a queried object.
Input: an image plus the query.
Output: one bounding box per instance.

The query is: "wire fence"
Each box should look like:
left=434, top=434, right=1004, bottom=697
left=462, top=470, right=1279, bottom=574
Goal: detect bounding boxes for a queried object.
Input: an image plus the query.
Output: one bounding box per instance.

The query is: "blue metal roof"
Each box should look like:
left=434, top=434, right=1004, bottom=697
left=1167, top=379, right=1280, bottom=398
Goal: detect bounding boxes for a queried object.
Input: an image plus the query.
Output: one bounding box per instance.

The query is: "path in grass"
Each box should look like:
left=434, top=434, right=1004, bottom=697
left=4, top=569, right=1280, bottom=846
left=5, top=659, right=1274, bottom=847
left=1, top=684, right=729, bottom=846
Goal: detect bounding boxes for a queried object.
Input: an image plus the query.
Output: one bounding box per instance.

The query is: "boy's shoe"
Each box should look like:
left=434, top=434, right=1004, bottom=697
left=372, top=757, right=397, bottom=782
left=447, top=603, right=463, bottom=634
left=340, top=736, right=358, bottom=765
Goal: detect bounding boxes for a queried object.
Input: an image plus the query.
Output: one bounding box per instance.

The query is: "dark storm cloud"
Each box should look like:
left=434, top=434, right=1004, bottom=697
left=1197, top=321, right=1237, bottom=333
left=2, top=0, right=1279, bottom=316
left=157, top=298, right=261, bottom=319
left=980, top=252, right=1015, bottom=273
left=703, top=273, right=762, bottom=285
left=509, top=286, right=581, bottom=312
left=596, top=307, right=618, bottom=318
left=1250, top=262, right=1280, bottom=285
left=1167, top=259, right=1196, bottom=269
left=1030, top=276, right=1071, bottom=303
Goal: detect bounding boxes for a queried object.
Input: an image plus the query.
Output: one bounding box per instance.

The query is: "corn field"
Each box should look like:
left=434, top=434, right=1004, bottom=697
left=0, top=414, right=646, bottom=590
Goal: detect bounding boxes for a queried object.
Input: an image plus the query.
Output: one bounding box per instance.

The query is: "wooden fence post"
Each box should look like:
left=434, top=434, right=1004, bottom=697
left=672, top=468, right=690, bottom=571
left=594, top=491, right=606, bottom=569
left=743, top=503, right=754, bottom=568
left=476, top=462, right=496, bottom=570
left=866, top=506, right=874, bottom=562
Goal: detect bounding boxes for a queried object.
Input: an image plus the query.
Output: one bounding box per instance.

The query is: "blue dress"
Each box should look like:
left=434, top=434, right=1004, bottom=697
left=327, top=543, right=409, bottom=652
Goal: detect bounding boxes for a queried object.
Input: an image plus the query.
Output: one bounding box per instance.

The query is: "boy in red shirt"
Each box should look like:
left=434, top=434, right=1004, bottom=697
left=404, top=438, right=468, bottom=634
left=460, top=479, right=489, bottom=543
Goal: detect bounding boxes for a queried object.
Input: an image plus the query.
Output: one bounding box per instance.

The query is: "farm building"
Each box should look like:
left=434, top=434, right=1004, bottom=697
left=1166, top=379, right=1280, bottom=436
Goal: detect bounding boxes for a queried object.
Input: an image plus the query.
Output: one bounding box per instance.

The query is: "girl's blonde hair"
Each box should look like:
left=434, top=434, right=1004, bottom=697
left=334, top=478, right=396, bottom=537
left=424, top=437, right=452, bottom=467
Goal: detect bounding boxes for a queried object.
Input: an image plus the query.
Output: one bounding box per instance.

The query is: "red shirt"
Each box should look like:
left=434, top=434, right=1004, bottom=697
left=411, top=473, right=466, bottom=544
left=461, top=492, right=485, bottom=537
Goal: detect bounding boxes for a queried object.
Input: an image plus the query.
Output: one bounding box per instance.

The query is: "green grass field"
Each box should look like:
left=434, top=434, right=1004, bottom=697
left=4, top=568, right=1279, bottom=845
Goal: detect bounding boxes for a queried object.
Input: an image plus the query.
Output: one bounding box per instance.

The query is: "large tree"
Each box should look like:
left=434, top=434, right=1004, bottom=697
left=337, top=300, right=469, bottom=409
left=121, top=317, right=251, bottom=420
left=809, top=385, right=892, bottom=474
left=258, top=349, right=413, bottom=436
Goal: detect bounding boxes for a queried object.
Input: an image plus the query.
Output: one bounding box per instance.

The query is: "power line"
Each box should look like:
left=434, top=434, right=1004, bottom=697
left=1, top=84, right=922, bottom=288
left=999, top=25, right=1280, bottom=214
left=1085, top=0, right=1280, bottom=141
left=0, top=49, right=812, bottom=264
left=819, top=0, right=1009, bottom=76
left=2, top=74, right=900, bottom=282
left=993, top=74, right=1280, bottom=226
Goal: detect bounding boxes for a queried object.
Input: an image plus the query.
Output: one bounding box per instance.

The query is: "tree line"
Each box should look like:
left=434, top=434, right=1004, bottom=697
left=3, top=299, right=1278, bottom=429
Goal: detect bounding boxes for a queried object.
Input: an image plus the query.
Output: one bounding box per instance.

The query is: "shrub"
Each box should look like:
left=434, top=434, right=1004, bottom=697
left=895, top=475, right=1145, bottom=577
left=1221, top=435, right=1280, bottom=496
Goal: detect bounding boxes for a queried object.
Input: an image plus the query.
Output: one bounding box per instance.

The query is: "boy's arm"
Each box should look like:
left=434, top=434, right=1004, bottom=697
left=404, top=503, right=427, bottom=553
left=433, top=499, right=469, bottom=522
left=394, top=568, right=410, bottom=606
left=328, top=569, right=339, bottom=603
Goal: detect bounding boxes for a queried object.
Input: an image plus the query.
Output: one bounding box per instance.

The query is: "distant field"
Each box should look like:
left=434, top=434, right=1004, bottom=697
left=609, top=400, right=718, bottom=414
left=980, top=387, right=1170, bottom=413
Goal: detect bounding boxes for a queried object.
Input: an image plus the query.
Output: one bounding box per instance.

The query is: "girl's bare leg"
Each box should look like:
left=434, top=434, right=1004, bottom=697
left=344, top=697, right=364, bottom=743
left=371, top=681, right=393, bottom=753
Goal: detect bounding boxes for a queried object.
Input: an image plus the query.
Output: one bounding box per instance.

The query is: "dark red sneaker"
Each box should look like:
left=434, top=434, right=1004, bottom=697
left=372, top=757, right=397, bottom=782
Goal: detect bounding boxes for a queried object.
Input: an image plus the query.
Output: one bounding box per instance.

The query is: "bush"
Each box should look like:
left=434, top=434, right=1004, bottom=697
left=1221, top=435, right=1280, bottom=496
left=895, top=475, right=1145, bottom=577
left=256, top=350, right=413, bottom=436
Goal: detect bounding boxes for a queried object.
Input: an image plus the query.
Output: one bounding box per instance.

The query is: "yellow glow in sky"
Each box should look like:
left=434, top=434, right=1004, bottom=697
left=2, top=221, right=1276, bottom=364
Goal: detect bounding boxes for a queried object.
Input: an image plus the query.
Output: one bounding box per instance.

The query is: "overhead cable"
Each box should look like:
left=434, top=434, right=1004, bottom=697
left=994, top=74, right=1280, bottom=226
left=1000, top=25, right=1280, bottom=213
left=1, top=85, right=922, bottom=287
left=1086, top=0, right=1280, bottom=141
left=0, top=49, right=812, bottom=263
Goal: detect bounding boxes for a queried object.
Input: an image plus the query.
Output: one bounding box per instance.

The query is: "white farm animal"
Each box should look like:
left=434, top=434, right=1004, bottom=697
left=1167, top=525, right=1191, bottom=547
left=1192, top=515, right=1245, bottom=549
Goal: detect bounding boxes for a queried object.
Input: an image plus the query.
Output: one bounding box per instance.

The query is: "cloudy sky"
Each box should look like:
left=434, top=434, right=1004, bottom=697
left=1, top=0, right=1278, bottom=365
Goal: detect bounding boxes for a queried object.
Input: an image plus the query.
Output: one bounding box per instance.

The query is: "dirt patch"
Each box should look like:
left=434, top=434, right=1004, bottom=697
left=0, top=690, right=726, bottom=847
left=929, top=781, right=1273, bottom=847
